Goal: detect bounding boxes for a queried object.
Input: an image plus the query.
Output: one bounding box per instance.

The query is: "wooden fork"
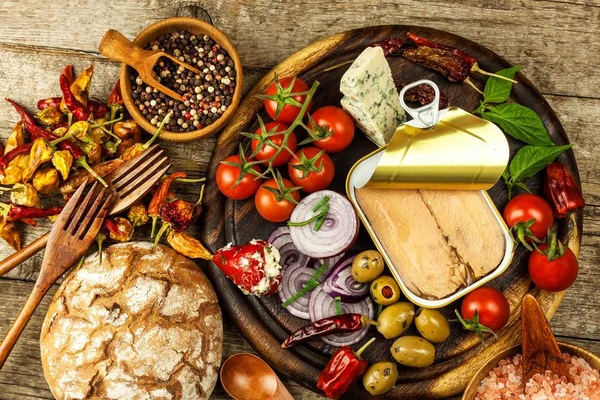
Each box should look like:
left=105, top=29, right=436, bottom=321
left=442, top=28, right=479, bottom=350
left=0, top=182, right=114, bottom=369
left=0, top=145, right=171, bottom=277
left=99, top=29, right=202, bottom=101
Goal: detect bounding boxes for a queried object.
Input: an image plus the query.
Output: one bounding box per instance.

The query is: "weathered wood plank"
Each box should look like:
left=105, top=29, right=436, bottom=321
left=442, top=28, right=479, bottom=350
left=0, top=0, right=599, bottom=98
left=0, top=279, right=321, bottom=400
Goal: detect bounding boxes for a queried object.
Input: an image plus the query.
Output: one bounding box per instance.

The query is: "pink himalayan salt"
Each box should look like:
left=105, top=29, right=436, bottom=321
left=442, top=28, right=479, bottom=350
left=474, top=353, right=600, bottom=400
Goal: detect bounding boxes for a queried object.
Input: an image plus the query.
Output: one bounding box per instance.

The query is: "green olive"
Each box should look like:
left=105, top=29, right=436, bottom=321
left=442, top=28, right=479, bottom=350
left=377, top=302, right=415, bottom=339
left=415, top=308, right=451, bottom=343
left=390, top=336, right=435, bottom=368
left=362, top=361, right=398, bottom=395
left=370, top=276, right=400, bottom=305
left=352, top=250, right=385, bottom=283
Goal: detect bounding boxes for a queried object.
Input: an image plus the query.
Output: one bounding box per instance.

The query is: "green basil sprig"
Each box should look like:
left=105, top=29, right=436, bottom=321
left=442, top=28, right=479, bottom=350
left=474, top=66, right=572, bottom=198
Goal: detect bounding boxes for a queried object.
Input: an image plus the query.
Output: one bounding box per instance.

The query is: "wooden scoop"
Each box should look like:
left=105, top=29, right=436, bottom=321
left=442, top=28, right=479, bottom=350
left=521, top=294, right=572, bottom=385
left=220, top=353, right=294, bottom=400
left=99, top=29, right=201, bottom=101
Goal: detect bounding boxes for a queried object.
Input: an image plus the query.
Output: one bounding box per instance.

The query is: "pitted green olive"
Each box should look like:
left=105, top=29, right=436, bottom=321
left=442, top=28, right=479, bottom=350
left=352, top=250, right=384, bottom=283
left=415, top=308, right=450, bottom=343
left=390, top=336, right=435, bottom=368
left=370, top=276, right=400, bottom=305
left=362, top=361, right=398, bottom=395
left=377, top=302, right=415, bottom=339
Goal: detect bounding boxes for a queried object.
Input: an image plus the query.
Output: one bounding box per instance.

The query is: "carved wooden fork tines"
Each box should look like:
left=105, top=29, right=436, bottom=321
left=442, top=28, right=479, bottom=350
left=0, top=182, right=115, bottom=369
left=0, top=145, right=171, bottom=277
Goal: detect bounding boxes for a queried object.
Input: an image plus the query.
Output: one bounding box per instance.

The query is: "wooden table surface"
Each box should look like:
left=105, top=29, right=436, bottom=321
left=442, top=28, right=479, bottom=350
left=0, top=1, right=598, bottom=399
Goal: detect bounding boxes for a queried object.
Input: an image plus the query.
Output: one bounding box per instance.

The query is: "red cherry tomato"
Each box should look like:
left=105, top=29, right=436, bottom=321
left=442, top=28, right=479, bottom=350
left=528, top=243, right=578, bottom=292
left=216, top=155, right=262, bottom=200
left=255, top=178, right=301, bottom=222
left=307, top=106, right=355, bottom=153
left=461, top=287, right=510, bottom=332
left=250, top=122, right=297, bottom=167
left=288, top=147, right=335, bottom=193
left=503, top=194, right=554, bottom=247
left=263, top=77, right=313, bottom=124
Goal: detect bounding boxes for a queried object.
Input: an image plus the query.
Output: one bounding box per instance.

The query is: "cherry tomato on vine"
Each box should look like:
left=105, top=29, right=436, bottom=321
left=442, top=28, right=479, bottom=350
left=250, top=122, right=297, bottom=167
left=503, top=194, right=554, bottom=250
left=288, top=147, right=335, bottom=193
left=306, top=106, right=355, bottom=153
left=216, top=154, right=262, bottom=200
left=528, top=235, right=578, bottom=292
left=459, top=286, right=510, bottom=335
left=261, top=76, right=313, bottom=124
left=255, top=177, right=301, bottom=222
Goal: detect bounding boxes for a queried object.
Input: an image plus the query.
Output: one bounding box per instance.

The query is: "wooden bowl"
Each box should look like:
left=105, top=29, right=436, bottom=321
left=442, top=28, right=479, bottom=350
left=119, top=17, right=243, bottom=142
left=463, top=342, right=600, bottom=399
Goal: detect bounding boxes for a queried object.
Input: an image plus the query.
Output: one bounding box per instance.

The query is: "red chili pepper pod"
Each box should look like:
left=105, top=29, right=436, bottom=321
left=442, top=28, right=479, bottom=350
left=148, top=172, right=187, bottom=238
left=0, top=142, right=34, bottom=168
left=37, top=97, right=63, bottom=111
left=317, top=337, right=376, bottom=399
left=59, top=73, right=90, bottom=121
left=407, top=32, right=477, bottom=67
left=282, top=314, right=378, bottom=348
left=544, top=163, right=585, bottom=218
left=103, top=218, right=124, bottom=236
left=0, top=203, right=63, bottom=221
left=88, top=100, right=109, bottom=119
left=369, top=38, right=407, bottom=57
left=5, top=98, right=55, bottom=140
left=107, top=80, right=123, bottom=106
left=62, top=65, right=75, bottom=86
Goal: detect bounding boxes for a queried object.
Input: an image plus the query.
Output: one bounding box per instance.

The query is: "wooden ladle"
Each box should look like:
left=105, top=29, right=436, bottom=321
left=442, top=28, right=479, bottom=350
left=220, top=353, right=294, bottom=400
left=521, top=293, right=572, bottom=385
left=99, top=29, right=201, bottom=101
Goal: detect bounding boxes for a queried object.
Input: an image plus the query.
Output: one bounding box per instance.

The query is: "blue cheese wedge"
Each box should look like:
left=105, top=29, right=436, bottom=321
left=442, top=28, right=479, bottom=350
left=340, top=46, right=405, bottom=147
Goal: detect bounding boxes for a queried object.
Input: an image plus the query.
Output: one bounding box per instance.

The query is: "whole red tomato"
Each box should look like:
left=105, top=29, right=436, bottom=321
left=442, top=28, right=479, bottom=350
left=251, top=122, right=297, bottom=167
left=216, top=154, right=262, bottom=200
left=255, top=178, right=301, bottom=222
left=460, top=287, right=510, bottom=332
left=263, top=76, right=313, bottom=124
left=307, top=106, right=355, bottom=153
left=503, top=194, right=554, bottom=249
left=288, top=147, right=335, bottom=193
left=528, top=243, right=578, bottom=292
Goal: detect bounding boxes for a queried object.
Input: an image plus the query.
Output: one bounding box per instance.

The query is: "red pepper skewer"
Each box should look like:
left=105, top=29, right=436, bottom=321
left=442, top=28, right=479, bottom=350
left=282, top=313, right=378, bottom=348
left=317, top=337, right=376, bottom=399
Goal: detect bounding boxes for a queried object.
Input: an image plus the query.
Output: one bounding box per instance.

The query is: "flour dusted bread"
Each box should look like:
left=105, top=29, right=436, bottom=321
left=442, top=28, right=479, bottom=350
left=40, top=242, right=222, bottom=400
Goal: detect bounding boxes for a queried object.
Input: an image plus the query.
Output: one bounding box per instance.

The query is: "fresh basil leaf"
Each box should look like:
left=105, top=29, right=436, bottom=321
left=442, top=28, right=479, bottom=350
left=482, top=103, right=554, bottom=146
left=483, top=66, right=522, bottom=104
left=509, top=144, right=572, bottom=182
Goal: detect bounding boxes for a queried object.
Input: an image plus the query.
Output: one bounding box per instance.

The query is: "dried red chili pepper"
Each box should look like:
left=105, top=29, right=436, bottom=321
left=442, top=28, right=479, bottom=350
left=148, top=172, right=187, bottom=238
left=406, top=32, right=516, bottom=84
left=5, top=98, right=55, bottom=140
left=51, top=121, right=69, bottom=132
left=282, top=314, right=378, bottom=348
left=37, top=97, right=63, bottom=111
left=317, top=338, right=376, bottom=399
left=62, top=65, right=75, bottom=85
left=544, top=163, right=585, bottom=218
left=103, top=218, right=124, bottom=236
left=0, top=143, right=34, bottom=168
left=107, top=79, right=123, bottom=106
left=370, top=38, right=407, bottom=56
left=0, top=203, right=63, bottom=223
left=88, top=100, right=109, bottom=120
left=402, top=46, right=470, bottom=83
left=159, top=199, right=199, bottom=233
left=59, top=73, right=90, bottom=121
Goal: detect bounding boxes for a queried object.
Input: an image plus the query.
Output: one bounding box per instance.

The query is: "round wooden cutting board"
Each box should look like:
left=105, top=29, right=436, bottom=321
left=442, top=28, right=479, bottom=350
left=200, top=25, right=583, bottom=399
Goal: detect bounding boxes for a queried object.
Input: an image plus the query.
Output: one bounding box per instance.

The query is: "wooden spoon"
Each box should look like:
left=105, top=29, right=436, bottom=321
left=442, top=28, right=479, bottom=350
left=99, top=29, right=201, bottom=101
left=220, top=353, right=294, bottom=400
left=521, top=293, right=572, bottom=385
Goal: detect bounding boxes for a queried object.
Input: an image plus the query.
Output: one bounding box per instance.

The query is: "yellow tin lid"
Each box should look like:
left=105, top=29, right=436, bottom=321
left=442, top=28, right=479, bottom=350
left=358, top=80, right=509, bottom=191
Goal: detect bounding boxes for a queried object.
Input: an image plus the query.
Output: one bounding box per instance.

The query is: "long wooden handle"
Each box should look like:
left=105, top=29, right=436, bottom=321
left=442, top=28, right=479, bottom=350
left=0, top=233, right=49, bottom=277
left=98, top=29, right=146, bottom=67
left=0, top=282, right=49, bottom=369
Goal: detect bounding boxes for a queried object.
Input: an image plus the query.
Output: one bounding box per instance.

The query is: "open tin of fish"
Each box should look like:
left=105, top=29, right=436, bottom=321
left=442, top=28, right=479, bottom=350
left=346, top=80, right=514, bottom=308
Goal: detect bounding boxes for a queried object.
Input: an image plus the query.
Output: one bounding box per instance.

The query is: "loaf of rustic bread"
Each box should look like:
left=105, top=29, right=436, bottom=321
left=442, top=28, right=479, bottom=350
left=40, top=242, right=223, bottom=400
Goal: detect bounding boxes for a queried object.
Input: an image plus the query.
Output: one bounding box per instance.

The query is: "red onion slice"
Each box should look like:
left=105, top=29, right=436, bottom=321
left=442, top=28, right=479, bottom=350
left=309, top=285, right=374, bottom=347
left=289, top=191, right=359, bottom=258
left=323, top=253, right=369, bottom=303
left=313, top=253, right=345, bottom=278
left=278, top=263, right=319, bottom=320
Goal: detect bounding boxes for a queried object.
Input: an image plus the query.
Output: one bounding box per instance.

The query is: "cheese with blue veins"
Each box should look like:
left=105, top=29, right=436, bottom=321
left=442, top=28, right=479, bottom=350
left=340, top=46, right=405, bottom=147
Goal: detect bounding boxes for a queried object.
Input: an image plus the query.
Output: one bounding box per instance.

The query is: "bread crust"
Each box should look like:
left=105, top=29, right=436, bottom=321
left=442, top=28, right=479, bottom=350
left=40, top=242, right=223, bottom=400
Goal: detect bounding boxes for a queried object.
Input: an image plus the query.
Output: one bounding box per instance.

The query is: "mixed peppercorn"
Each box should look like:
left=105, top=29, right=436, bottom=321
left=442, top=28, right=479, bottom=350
left=129, top=30, right=237, bottom=132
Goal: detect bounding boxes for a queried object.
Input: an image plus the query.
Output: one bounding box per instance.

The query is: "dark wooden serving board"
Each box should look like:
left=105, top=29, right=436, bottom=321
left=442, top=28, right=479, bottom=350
left=200, top=25, right=583, bottom=399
